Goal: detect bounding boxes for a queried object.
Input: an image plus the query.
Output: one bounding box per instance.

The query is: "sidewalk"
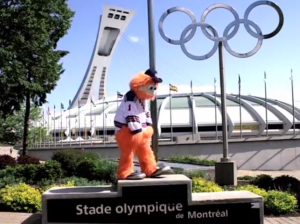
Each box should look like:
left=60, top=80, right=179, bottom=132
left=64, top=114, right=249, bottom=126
left=0, top=212, right=300, bottom=224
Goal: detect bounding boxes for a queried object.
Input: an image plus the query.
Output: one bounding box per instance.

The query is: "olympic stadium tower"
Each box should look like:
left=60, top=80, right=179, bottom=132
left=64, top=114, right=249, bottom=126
left=69, top=5, right=136, bottom=109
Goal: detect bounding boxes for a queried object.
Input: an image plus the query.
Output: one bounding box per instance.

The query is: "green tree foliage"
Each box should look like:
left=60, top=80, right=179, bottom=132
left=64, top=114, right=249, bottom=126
left=0, top=0, right=75, bottom=154
left=0, top=104, right=48, bottom=146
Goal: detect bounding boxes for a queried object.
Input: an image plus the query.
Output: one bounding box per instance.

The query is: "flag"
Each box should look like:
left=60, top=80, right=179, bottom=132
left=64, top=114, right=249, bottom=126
left=61, top=103, right=64, bottom=109
left=169, top=84, right=178, bottom=92
left=214, top=77, right=216, bottom=86
left=117, top=91, right=123, bottom=98
left=264, top=71, right=267, bottom=82
left=47, top=107, right=51, bottom=115
left=91, top=97, right=95, bottom=106
left=54, top=105, right=56, bottom=110
left=290, top=69, right=293, bottom=81
left=238, top=75, right=241, bottom=85
left=69, top=99, right=72, bottom=106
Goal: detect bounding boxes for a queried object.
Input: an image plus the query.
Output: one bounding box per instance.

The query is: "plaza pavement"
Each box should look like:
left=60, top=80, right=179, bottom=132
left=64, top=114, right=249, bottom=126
left=1, top=146, right=300, bottom=223
left=0, top=212, right=299, bottom=224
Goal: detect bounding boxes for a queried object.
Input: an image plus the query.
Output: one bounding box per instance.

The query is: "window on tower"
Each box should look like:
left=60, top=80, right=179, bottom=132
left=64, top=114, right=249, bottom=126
left=98, top=27, right=120, bottom=57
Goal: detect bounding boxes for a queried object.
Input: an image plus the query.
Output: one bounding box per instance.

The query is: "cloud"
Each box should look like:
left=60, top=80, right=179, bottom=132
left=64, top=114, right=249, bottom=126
left=128, top=35, right=140, bottom=43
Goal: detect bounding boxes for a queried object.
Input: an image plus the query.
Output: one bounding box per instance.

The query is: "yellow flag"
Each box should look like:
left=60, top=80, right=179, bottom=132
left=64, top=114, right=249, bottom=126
left=169, top=84, right=178, bottom=92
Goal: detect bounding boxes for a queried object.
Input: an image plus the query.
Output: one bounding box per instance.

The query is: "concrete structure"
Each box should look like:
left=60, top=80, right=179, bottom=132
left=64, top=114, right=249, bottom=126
left=70, top=5, right=136, bottom=109
left=42, top=175, right=263, bottom=224
left=43, top=93, right=300, bottom=143
left=28, top=135, right=300, bottom=171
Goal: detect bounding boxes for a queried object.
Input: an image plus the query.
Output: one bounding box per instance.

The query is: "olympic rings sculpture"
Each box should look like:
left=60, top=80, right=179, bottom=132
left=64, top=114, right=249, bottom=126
left=158, top=1, right=284, bottom=60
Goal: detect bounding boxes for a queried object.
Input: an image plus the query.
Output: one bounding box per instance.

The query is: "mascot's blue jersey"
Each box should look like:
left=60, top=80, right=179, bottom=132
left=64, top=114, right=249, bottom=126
left=114, top=90, right=152, bottom=134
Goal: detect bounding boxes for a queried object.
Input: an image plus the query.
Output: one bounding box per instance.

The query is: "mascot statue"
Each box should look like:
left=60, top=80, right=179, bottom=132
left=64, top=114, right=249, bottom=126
left=114, top=69, right=172, bottom=180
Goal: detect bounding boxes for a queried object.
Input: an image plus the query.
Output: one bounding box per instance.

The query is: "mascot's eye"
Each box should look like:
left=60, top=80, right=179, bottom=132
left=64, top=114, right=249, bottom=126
left=149, top=86, right=157, bottom=91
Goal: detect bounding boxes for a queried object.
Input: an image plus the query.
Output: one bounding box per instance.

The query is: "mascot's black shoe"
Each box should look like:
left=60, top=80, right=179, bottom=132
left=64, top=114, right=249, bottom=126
left=125, top=171, right=146, bottom=180
left=150, top=166, right=173, bottom=178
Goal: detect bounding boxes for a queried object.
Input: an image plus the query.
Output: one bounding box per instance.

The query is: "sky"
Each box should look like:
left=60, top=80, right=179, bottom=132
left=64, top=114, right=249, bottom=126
left=46, top=0, right=300, bottom=111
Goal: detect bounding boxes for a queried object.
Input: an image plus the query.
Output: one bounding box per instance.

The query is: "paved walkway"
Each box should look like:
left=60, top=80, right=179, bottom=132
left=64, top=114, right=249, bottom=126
left=0, top=212, right=300, bottom=224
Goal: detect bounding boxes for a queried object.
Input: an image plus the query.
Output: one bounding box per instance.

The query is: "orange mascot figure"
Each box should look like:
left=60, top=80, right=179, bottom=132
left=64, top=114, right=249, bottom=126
left=114, top=69, right=172, bottom=180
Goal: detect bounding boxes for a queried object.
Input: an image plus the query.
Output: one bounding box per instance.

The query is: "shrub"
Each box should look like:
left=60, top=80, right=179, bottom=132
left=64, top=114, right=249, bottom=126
left=192, top=178, right=223, bottom=192
left=272, top=175, right=300, bottom=192
left=0, top=155, right=16, bottom=170
left=17, top=155, right=40, bottom=165
left=265, top=190, right=297, bottom=215
left=36, top=177, right=106, bottom=190
left=76, top=159, right=118, bottom=184
left=174, top=168, right=205, bottom=179
left=52, top=149, right=100, bottom=176
left=168, top=155, right=216, bottom=166
left=0, top=175, right=25, bottom=189
left=272, top=175, right=300, bottom=207
left=4, top=160, right=63, bottom=185
left=250, top=174, right=273, bottom=190
left=0, top=183, right=42, bottom=212
left=237, top=175, right=256, bottom=181
left=236, top=185, right=268, bottom=201
left=39, top=180, right=75, bottom=193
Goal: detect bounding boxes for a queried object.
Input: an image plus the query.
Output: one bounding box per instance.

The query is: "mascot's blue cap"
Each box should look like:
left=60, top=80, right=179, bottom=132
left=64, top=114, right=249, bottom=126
left=145, top=69, right=163, bottom=83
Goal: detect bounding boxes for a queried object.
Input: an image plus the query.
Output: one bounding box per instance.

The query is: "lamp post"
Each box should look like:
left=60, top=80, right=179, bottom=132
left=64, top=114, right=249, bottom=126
left=147, top=0, right=159, bottom=161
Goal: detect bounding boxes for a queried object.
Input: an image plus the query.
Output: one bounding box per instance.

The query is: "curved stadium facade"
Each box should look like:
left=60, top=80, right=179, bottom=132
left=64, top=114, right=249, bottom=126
left=48, top=92, right=299, bottom=142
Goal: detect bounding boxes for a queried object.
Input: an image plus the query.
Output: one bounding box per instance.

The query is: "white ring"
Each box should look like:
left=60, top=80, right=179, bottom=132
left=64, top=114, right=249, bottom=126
left=158, top=7, right=197, bottom=45
left=244, top=1, right=284, bottom=39
left=200, top=4, right=240, bottom=42
left=180, top=22, right=219, bottom=60
left=223, top=19, right=263, bottom=58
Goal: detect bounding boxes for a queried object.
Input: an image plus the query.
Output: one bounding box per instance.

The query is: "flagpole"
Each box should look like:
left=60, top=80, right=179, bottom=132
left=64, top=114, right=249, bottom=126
left=239, top=74, right=242, bottom=138
left=90, top=98, right=92, bottom=145
left=61, top=104, right=63, bottom=146
left=103, top=97, right=105, bottom=145
left=84, top=116, right=87, bottom=141
left=54, top=105, right=56, bottom=147
left=291, top=69, right=295, bottom=136
left=69, top=100, right=71, bottom=146
left=47, top=107, right=50, bottom=147
left=39, top=117, right=42, bottom=147
left=264, top=71, right=268, bottom=137
left=94, top=107, right=97, bottom=141
left=191, top=80, right=195, bottom=140
left=78, top=100, right=81, bottom=145
left=117, top=91, right=119, bottom=111
left=43, top=109, right=45, bottom=147
left=169, top=84, right=173, bottom=142
left=214, top=78, right=218, bottom=140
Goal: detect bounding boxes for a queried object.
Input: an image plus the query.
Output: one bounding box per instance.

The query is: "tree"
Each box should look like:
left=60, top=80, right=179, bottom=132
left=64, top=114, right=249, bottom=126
left=0, top=103, right=42, bottom=145
left=0, top=0, right=75, bottom=155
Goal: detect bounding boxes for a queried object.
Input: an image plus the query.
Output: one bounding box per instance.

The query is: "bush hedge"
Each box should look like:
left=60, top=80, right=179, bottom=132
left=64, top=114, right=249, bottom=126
left=17, top=155, right=40, bottom=165
left=168, top=155, right=216, bottom=166
left=0, top=183, right=42, bottom=212
left=52, top=149, right=101, bottom=176
left=192, top=178, right=224, bottom=192
left=265, top=190, right=297, bottom=215
left=0, top=155, right=17, bottom=169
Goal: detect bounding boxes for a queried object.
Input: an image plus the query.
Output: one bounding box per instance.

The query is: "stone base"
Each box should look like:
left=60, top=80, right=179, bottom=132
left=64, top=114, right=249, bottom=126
left=42, top=174, right=262, bottom=224
left=215, top=161, right=237, bottom=186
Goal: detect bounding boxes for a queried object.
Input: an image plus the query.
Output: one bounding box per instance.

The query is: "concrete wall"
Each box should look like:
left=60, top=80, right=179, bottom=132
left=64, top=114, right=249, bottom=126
left=27, top=136, right=300, bottom=171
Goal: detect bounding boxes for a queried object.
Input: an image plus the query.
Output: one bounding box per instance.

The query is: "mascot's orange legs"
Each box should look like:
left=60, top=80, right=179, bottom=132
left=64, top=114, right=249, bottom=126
left=116, top=126, right=136, bottom=179
left=116, top=126, right=157, bottom=179
left=135, top=126, right=157, bottom=176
